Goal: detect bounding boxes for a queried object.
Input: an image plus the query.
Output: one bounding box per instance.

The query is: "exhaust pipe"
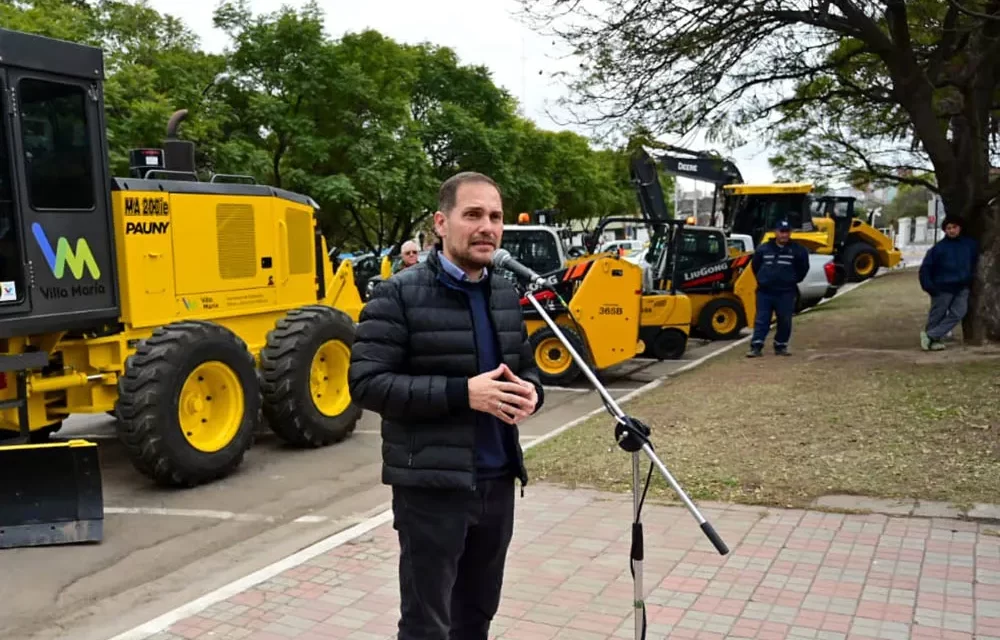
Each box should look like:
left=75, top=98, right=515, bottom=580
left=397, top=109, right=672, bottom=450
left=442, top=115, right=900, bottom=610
left=163, top=109, right=196, bottom=175
left=166, top=109, right=189, bottom=139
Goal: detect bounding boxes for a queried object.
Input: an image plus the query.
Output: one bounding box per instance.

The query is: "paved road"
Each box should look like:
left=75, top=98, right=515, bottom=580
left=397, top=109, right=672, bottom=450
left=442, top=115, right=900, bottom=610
left=0, top=334, right=734, bottom=640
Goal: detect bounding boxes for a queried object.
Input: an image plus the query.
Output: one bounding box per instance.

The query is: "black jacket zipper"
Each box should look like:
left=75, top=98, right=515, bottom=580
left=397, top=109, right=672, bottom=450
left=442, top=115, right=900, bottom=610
left=438, top=273, right=480, bottom=492
left=439, top=269, right=526, bottom=497
left=486, top=299, right=528, bottom=499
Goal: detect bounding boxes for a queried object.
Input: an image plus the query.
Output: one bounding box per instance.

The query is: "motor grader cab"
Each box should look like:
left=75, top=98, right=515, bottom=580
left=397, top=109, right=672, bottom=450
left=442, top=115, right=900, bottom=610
left=516, top=219, right=692, bottom=386
left=0, top=28, right=364, bottom=548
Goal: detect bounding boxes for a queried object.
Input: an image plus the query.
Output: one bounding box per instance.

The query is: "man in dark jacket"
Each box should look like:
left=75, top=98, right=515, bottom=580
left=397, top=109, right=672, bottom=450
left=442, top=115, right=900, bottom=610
left=747, top=220, right=810, bottom=357
left=348, top=171, right=544, bottom=640
left=918, top=215, right=979, bottom=350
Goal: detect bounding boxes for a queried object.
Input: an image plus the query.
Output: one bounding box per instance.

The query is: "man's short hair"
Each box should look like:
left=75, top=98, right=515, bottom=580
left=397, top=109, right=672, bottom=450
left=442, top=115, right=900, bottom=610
left=438, top=172, right=501, bottom=214
left=942, top=215, right=964, bottom=230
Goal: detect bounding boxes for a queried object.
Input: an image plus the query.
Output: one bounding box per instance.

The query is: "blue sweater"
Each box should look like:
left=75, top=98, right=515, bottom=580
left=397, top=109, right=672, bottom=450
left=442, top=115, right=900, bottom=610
left=751, top=239, right=810, bottom=293
left=919, top=235, right=979, bottom=294
left=437, top=255, right=515, bottom=480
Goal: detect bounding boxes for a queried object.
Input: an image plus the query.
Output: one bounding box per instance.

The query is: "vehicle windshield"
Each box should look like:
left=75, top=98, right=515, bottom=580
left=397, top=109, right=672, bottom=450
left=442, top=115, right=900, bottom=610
left=675, top=229, right=727, bottom=271
left=500, top=229, right=564, bottom=275
left=725, top=193, right=810, bottom=242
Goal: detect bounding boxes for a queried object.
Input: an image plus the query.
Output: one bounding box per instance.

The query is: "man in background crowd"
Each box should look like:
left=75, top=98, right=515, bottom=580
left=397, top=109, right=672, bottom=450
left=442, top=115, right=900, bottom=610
left=395, top=240, right=420, bottom=272
left=919, top=215, right=979, bottom=350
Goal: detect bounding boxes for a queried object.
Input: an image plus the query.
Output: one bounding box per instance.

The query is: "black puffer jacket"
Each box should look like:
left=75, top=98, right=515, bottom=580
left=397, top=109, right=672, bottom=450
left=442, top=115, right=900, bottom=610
left=347, top=249, right=544, bottom=491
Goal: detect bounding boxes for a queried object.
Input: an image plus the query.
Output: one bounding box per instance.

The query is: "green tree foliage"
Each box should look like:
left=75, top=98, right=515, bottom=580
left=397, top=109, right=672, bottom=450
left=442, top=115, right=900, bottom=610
left=4, top=0, right=651, bottom=255
left=518, top=0, right=1000, bottom=343
left=1, top=0, right=227, bottom=175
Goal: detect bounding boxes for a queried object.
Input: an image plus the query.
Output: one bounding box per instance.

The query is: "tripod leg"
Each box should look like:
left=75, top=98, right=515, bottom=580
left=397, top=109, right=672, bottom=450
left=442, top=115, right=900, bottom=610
left=632, top=451, right=644, bottom=640
left=523, top=291, right=728, bottom=640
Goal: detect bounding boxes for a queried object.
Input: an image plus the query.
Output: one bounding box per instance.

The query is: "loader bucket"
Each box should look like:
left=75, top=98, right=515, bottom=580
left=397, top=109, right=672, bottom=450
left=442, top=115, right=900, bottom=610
left=0, top=439, right=103, bottom=549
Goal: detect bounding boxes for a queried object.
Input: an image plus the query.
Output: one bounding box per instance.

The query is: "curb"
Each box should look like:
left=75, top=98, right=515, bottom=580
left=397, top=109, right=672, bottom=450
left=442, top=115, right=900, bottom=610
left=809, top=495, right=1000, bottom=525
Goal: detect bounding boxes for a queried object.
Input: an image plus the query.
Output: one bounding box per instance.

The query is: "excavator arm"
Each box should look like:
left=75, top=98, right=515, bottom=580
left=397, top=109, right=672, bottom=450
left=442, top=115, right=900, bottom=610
left=629, top=146, right=744, bottom=230
left=640, top=144, right=744, bottom=187
left=627, top=146, right=744, bottom=269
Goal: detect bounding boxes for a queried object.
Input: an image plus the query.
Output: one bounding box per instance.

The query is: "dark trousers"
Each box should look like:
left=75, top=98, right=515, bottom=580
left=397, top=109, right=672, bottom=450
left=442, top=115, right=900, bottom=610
left=751, top=289, right=796, bottom=349
left=392, top=476, right=515, bottom=640
left=925, top=289, right=969, bottom=340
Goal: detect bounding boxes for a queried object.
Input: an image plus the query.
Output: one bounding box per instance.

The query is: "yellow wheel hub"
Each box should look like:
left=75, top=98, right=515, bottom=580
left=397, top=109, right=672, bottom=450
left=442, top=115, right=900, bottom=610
left=855, top=253, right=875, bottom=276
left=310, top=339, right=352, bottom=417
left=712, top=307, right=739, bottom=334
left=179, top=361, right=244, bottom=453
left=535, top=337, right=571, bottom=375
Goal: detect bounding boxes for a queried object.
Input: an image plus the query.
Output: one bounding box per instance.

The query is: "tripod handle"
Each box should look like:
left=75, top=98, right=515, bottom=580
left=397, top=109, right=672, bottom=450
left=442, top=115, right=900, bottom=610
left=700, top=522, right=729, bottom=555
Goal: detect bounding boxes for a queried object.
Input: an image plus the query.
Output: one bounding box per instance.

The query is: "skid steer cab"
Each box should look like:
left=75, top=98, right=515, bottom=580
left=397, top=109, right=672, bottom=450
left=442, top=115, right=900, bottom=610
left=649, top=224, right=757, bottom=341
left=0, top=28, right=364, bottom=548
left=589, top=215, right=757, bottom=343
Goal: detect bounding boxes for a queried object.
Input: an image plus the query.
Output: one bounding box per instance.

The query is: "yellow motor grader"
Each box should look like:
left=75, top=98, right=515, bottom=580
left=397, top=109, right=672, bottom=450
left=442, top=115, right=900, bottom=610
left=0, top=28, right=364, bottom=548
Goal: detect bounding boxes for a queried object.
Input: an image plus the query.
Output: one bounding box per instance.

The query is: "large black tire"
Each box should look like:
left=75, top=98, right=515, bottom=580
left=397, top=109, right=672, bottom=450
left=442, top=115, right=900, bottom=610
left=649, top=328, right=688, bottom=360
left=697, top=298, right=746, bottom=341
left=528, top=326, right=589, bottom=387
left=260, top=306, right=362, bottom=447
left=842, top=242, right=880, bottom=282
left=115, top=321, right=260, bottom=487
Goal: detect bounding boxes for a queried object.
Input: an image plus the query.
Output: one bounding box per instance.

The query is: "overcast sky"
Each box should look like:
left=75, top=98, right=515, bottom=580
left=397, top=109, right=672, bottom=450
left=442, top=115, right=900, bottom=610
left=147, top=0, right=778, bottom=191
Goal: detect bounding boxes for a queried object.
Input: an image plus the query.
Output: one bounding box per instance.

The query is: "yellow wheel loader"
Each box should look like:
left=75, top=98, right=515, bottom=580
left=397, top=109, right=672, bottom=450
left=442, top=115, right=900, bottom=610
left=0, top=28, right=364, bottom=548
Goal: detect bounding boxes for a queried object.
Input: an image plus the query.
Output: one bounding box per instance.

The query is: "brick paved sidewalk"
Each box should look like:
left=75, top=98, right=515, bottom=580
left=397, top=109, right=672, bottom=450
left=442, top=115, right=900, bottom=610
left=148, top=485, right=1000, bottom=640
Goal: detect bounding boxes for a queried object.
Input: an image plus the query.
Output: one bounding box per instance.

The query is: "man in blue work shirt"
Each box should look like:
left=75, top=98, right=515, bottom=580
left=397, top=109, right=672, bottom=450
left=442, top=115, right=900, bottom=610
left=747, top=220, right=810, bottom=357
left=919, top=215, right=979, bottom=350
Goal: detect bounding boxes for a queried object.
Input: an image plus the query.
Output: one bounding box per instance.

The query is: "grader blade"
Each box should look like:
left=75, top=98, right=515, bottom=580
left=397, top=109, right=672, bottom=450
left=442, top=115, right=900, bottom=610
left=0, top=440, right=104, bottom=549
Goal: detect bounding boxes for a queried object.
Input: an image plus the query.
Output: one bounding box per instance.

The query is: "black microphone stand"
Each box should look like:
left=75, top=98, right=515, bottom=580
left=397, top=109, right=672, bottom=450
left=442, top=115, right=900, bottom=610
left=522, top=290, right=730, bottom=640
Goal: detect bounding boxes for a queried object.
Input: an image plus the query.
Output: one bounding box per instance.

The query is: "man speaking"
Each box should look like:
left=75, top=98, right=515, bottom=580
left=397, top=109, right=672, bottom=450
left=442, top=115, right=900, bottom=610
left=348, top=171, right=544, bottom=639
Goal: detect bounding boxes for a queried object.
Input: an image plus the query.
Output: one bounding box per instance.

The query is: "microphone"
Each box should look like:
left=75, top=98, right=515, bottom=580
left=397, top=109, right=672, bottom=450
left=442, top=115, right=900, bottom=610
left=491, top=249, right=547, bottom=288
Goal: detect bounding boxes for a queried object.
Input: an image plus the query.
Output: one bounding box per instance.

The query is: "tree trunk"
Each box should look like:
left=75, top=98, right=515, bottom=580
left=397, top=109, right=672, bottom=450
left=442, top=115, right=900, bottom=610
left=961, top=199, right=1000, bottom=345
